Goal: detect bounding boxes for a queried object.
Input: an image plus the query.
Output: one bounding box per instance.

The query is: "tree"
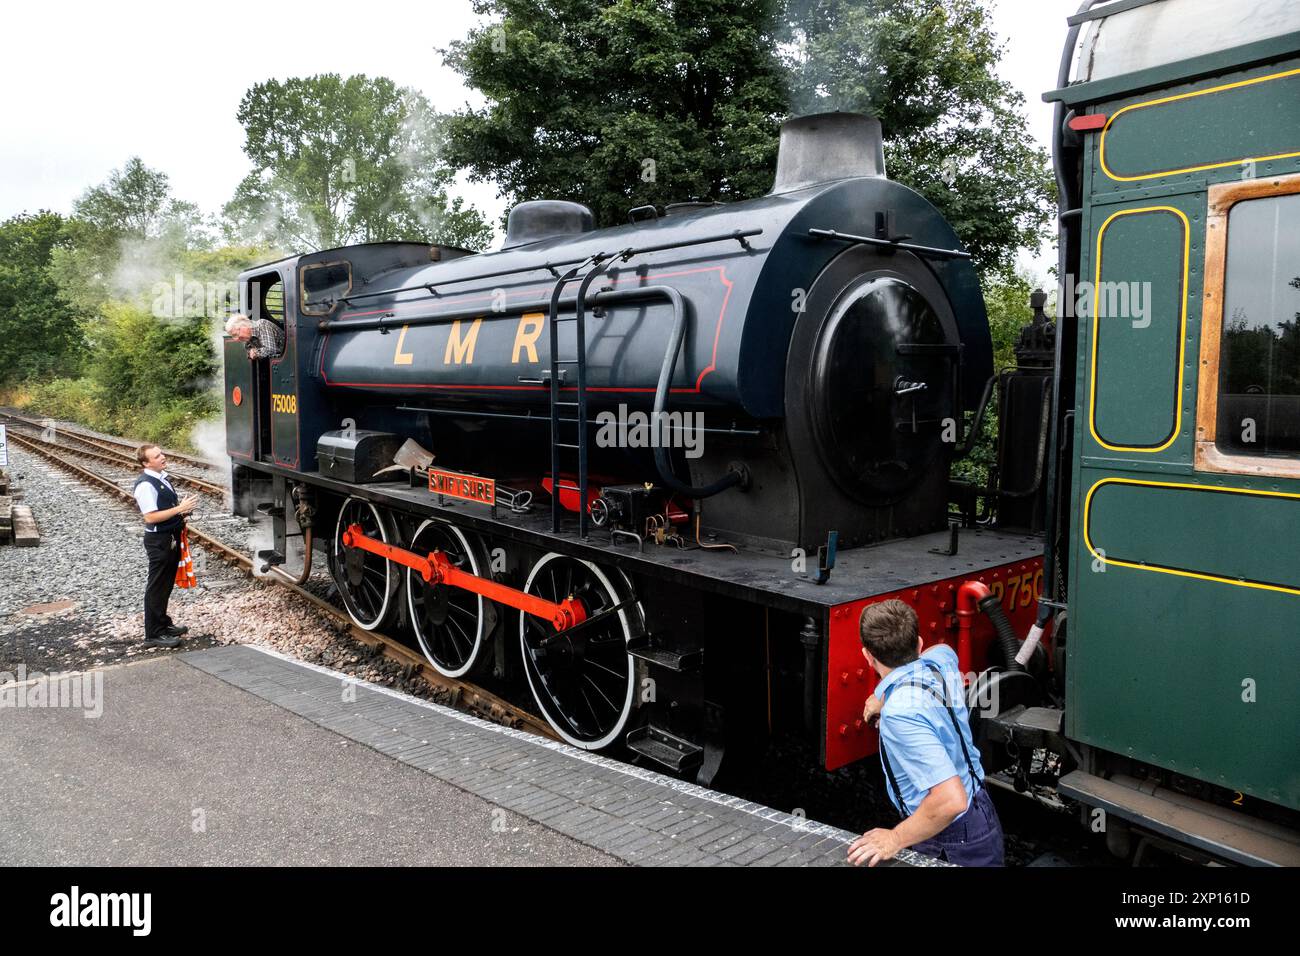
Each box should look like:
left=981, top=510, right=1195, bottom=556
left=443, top=0, right=1053, bottom=276
left=0, top=212, right=86, bottom=386
left=952, top=269, right=1044, bottom=486
left=49, top=157, right=210, bottom=313
left=13, top=157, right=238, bottom=448
left=72, top=157, right=172, bottom=238
left=441, top=0, right=789, bottom=228
left=781, top=0, right=1055, bottom=277
left=86, top=302, right=216, bottom=407
left=224, top=74, right=493, bottom=252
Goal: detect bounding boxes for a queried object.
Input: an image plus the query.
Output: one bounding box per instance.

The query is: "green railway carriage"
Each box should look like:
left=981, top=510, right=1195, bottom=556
left=1044, top=0, right=1300, bottom=863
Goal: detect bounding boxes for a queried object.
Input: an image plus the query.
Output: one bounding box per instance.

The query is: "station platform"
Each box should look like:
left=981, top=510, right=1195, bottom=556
left=0, top=645, right=942, bottom=867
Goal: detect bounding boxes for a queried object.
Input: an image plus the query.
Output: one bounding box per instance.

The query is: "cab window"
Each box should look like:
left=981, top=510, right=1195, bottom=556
left=301, top=260, right=352, bottom=316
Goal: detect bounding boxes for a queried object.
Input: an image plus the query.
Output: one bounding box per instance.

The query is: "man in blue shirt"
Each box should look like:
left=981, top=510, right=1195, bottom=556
left=847, top=599, right=1005, bottom=866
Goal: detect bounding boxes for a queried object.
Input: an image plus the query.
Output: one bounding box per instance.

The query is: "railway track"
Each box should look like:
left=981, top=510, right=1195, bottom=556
left=1, top=411, right=221, bottom=472
left=3, top=428, right=558, bottom=741
left=3, top=420, right=228, bottom=499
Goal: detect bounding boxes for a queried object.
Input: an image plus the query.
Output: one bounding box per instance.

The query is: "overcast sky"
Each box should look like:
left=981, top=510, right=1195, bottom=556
left=1, top=0, right=1079, bottom=278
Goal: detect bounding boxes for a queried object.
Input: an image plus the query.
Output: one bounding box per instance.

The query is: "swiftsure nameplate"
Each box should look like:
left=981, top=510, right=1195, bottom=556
left=428, top=468, right=496, bottom=506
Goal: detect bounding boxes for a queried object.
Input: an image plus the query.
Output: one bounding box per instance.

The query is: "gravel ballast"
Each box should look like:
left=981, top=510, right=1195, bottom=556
left=0, top=445, right=424, bottom=697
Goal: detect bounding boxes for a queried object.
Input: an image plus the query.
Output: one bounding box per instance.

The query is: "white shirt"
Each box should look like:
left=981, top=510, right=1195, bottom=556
left=134, top=469, right=176, bottom=531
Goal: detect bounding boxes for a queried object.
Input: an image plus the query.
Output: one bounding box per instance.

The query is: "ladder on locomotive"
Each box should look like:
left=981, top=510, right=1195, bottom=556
left=545, top=252, right=624, bottom=537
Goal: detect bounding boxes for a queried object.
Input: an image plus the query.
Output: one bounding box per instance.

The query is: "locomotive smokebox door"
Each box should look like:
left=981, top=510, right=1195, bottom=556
left=316, top=430, right=404, bottom=483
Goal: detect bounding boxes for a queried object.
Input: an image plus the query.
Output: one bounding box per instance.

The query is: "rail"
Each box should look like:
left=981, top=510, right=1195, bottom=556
left=4, top=422, right=227, bottom=498
left=1, top=411, right=219, bottom=471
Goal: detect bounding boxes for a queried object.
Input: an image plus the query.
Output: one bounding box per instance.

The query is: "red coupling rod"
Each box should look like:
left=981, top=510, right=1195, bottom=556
left=341, top=524, right=587, bottom=631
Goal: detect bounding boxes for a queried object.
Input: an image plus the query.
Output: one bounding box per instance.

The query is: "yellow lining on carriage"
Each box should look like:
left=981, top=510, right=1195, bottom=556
left=1088, top=206, right=1189, bottom=454
left=1083, top=477, right=1300, bottom=597
left=1099, top=67, right=1300, bottom=182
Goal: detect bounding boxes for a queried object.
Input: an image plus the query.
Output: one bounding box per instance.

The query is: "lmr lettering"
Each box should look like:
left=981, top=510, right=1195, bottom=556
left=50, top=886, right=152, bottom=936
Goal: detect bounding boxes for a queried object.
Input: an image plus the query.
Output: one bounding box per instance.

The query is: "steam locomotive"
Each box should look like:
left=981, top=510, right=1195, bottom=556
left=224, top=110, right=1046, bottom=768
left=223, top=0, right=1300, bottom=866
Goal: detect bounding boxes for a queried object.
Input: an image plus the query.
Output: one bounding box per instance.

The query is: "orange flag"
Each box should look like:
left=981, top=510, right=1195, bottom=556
left=175, top=528, right=197, bottom=589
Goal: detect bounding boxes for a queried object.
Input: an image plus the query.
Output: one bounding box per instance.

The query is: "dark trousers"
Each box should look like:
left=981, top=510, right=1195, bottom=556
left=912, top=786, right=1005, bottom=866
left=143, top=531, right=181, bottom=638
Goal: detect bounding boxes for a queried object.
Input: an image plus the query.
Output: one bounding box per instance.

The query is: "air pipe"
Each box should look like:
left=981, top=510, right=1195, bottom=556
left=956, top=580, right=1025, bottom=675
left=649, top=285, right=747, bottom=498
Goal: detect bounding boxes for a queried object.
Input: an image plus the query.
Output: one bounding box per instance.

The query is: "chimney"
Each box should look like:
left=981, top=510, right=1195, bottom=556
left=771, top=112, right=886, bottom=194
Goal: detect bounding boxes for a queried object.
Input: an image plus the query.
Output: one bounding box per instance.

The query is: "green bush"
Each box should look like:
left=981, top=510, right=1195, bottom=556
left=15, top=375, right=218, bottom=454
left=19, top=378, right=109, bottom=429
left=140, top=394, right=219, bottom=450
left=24, top=300, right=221, bottom=451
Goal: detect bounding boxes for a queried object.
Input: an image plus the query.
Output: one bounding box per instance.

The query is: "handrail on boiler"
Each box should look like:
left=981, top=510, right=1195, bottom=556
left=324, top=228, right=762, bottom=308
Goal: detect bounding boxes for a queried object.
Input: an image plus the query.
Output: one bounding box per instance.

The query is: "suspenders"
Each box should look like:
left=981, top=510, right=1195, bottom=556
left=878, top=659, right=981, bottom=817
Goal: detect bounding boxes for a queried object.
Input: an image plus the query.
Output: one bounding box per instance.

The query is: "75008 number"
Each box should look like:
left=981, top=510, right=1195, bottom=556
left=989, top=569, right=1042, bottom=611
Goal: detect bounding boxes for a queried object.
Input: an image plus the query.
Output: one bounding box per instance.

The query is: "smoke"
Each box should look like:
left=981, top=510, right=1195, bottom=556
left=112, top=235, right=177, bottom=307
left=245, top=504, right=309, bottom=579
left=105, top=231, right=233, bottom=463
left=393, top=91, right=492, bottom=247
left=223, top=180, right=320, bottom=254
left=187, top=318, right=234, bottom=470
left=190, top=411, right=231, bottom=475
left=110, top=203, right=220, bottom=309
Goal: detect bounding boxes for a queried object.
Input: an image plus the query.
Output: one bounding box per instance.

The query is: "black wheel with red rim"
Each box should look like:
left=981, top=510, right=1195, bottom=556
left=518, top=553, right=639, bottom=750
left=330, top=496, right=396, bottom=631
left=406, top=519, right=496, bottom=678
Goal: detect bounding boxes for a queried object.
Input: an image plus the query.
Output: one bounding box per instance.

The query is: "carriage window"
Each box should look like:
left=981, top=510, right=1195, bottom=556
left=1215, top=193, right=1300, bottom=459
left=301, top=260, right=352, bottom=316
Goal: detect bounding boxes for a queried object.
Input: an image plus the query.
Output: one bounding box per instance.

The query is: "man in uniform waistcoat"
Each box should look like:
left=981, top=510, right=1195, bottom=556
left=133, top=444, right=197, bottom=648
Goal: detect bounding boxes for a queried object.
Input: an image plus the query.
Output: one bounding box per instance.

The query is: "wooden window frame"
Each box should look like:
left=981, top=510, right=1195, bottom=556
left=1195, top=172, right=1300, bottom=479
